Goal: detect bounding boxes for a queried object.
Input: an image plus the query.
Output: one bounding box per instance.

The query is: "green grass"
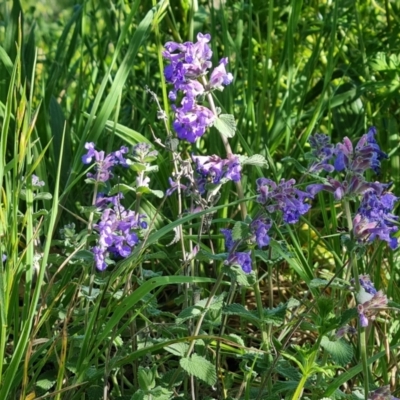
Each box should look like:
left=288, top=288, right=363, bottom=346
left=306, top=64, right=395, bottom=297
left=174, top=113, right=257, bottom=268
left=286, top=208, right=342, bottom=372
left=1, top=0, right=400, bottom=399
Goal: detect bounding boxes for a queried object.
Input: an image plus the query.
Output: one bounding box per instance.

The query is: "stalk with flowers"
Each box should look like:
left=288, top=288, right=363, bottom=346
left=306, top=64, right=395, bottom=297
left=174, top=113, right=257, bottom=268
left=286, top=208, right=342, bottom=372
left=1, top=3, right=400, bottom=399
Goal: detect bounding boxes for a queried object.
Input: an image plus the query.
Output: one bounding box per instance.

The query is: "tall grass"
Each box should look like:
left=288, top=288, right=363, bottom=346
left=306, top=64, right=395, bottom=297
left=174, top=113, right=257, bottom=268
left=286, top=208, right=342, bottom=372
left=0, top=0, right=399, bottom=399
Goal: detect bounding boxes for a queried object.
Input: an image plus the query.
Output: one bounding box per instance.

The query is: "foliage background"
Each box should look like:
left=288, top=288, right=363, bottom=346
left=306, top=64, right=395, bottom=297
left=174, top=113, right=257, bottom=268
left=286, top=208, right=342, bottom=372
left=1, top=0, right=400, bottom=399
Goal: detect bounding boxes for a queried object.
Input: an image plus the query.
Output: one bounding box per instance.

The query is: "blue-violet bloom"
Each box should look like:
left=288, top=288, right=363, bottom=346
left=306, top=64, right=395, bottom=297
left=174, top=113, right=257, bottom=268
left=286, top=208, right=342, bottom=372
left=368, top=385, right=400, bottom=400
left=256, top=178, right=314, bottom=224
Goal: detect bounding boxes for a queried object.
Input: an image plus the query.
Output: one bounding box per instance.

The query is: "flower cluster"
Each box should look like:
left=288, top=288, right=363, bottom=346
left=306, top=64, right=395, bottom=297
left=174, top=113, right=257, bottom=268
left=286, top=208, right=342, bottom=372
left=163, top=33, right=233, bottom=142
left=353, top=190, right=398, bottom=249
left=334, top=127, right=387, bottom=174
left=221, top=215, right=272, bottom=273
left=368, top=385, right=399, bottom=400
left=92, top=194, right=147, bottom=271
left=356, top=275, right=388, bottom=328
left=308, top=127, right=387, bottom=176
left=82, top=142, right=129, bottom=182
left=256, top=178, right=314, bottom=224
left=307, top=128, right=398, bottom=249
left=221, top=228, right=252, bottom=273
left=192, top=154, right=241, bottom=189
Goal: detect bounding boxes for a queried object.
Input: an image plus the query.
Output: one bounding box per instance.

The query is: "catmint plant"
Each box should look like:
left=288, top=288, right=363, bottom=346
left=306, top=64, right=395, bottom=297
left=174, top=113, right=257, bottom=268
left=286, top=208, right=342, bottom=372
left=82, top=142, right=129, bottom=182
left=162, top=33, right=233, bottom=143
left=82, top=143, right=155, bottom=271
left=356, top=275, right=388, bottom=327
left=92, top=193, right=147, bottom=271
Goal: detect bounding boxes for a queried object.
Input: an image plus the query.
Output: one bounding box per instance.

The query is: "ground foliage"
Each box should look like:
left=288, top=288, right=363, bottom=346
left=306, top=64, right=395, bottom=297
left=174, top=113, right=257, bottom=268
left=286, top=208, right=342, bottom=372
left=1, top=0, right=400, bottom=399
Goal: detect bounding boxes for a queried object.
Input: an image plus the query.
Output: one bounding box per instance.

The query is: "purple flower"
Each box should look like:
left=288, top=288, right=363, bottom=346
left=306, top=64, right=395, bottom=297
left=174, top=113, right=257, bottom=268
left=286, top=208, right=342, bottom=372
left=358, top=274, right=378, bottom=296
left=192, top=154, right=241, bottom=184
left=334, top=127, right=387, bottom=174
left=307, top=133, right=335, bottom=173
left=256, top=178, right=314, bottom=224
left=163, top=33, right=233, bottom=143
left=173, top=100, right=215, bottom=143
left=31, top=174, right=45, bottom=187
left=250, top=217, right=272, bottom=248
left=92, top=195, right=147, bottom=271
left=82, top=143, right=129, bottom=182
left=335, top=325, right=357, bottom=339
left=368, top=385, right=400, bottom=400
left=221, top=228, right=235, bottom=252
left=307, top=176, right=389, bottom=201
left=226, top=251, right=252, bottom=273
left=208, top=58, right=233, bottom=90
left=353, top=190, right=398, bottom=249
left=165, top=177, right=188, bottom=197
left=356, top=282, right=388, bottom=328
left=163, top=33, right=213, bottom=81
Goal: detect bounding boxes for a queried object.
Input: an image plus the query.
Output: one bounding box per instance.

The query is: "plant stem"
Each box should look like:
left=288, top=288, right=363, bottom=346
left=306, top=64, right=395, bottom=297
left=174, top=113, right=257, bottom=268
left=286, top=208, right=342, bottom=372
left=343, top=200, right=369, bottom=399
left=202, top=77, right=247, bottom=220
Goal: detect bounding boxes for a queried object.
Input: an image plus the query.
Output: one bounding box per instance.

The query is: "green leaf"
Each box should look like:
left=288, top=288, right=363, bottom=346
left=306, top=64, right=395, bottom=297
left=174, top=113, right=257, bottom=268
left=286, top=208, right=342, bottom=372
left=109, top=183, right=136, bottom=195
left=213, top=114, right=236, bottom=138
left=320, top=336, right=353, bottom=366
left=180, top=354, right=217, bottom=386
left=165, top=343, right=189, bottom=357
left=138, top=366, right=156, bottom=391
left=240, top=154, right=268, bottom=168
left=223, top=304, right=260, bottom=325
left=232, top=221, right=249, bottom=241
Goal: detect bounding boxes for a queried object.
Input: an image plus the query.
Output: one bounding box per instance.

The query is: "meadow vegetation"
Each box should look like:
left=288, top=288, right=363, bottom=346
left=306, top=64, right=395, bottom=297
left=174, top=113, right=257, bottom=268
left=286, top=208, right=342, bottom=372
left=1, top=0, right=400, bottom=399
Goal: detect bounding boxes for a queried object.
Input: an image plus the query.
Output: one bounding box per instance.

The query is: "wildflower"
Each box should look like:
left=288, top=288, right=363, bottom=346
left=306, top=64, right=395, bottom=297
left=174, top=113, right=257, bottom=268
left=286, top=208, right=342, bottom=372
left=31, top=174, right=45, bottom=188
left=208, top=58, right=233, bottom=90
left=132, top=143, right=158, bottom=161
left=165, top=177, right=188, bottom=197
left=357, top=274, right=378, bottom=299
left=256, top=178, right=314, bottom=224
left=307, top=176, right=388, bottom=201
left=368, top=385, right=400, bottom=400
left=225, top=251, right=252, bottom=273
left=356, top=278, right=388, bottom=328
left=192, top=154, right=241, bottom=185
left=334, top=127, right=387, bottom=174
left=82, top=142, right=129, bottom=182
left=92, top=195, right=147, bottom=271
left=221, top=228, right=235, bottom=252
left=353, top=190, right=398, bottom=249
left=335, top=325, right=357, bottom=339
left=250, top=216, right=272, bottom=249
left=173, top=100, right=215, bottom=143
left=307, top=133, right=335, bottom=173
left=163, top=33, right=233, bottom=142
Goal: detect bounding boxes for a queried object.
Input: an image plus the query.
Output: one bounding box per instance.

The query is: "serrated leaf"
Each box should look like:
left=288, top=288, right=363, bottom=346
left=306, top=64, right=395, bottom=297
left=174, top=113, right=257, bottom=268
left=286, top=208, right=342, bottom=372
left=180, top=354, right=217, bottom=386
left=109, top=183, right=136, bottom=195
left=138, top=366, right=156, bottom=391
left=263, top=304, right=286, bottom=326
left=213, top=114, right=236, bottom=138
left=241, top=154, right=268, bottom=167
left=232, top=221, right=249, bottom=241
left=165, top=343, right=189, bottom=356
left=320, top=336, right=353, bottom=366
left=223, top=304, right=261, bottom=325
left=195, top=250, right=227, bottom=262
left=222, top=264, right=256, bottom=286
left=176, top=293, right=226, bottom=324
